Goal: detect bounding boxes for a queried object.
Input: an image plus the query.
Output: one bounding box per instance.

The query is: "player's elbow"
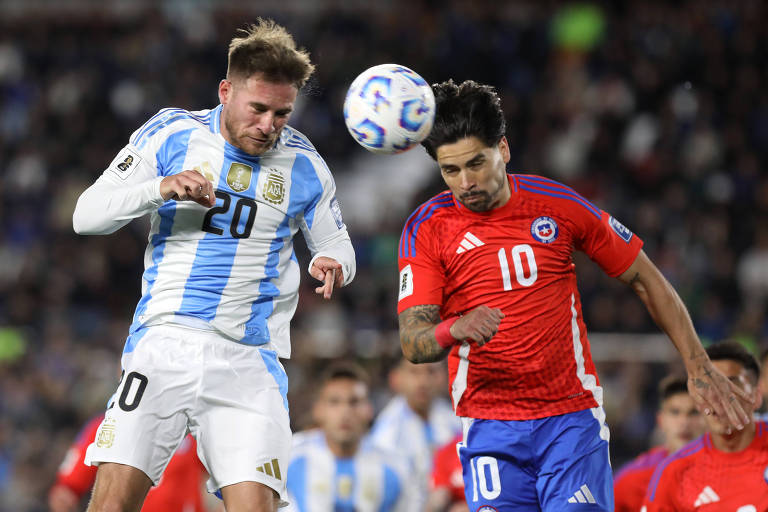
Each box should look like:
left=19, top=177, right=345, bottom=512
left=72, top=197, right=116, bottom=235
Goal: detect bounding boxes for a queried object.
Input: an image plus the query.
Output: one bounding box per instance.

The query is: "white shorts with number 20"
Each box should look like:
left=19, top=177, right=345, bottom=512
left=84, top=324, right=291, bottom=503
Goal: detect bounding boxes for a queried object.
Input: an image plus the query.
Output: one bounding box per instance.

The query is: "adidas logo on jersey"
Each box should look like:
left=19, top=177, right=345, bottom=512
left=567, top=484, right=596, bottom=504
left=456, top=232, right=485, bottom=254
left=256, top=458, right=282, bottom=481
left=693, top=486, right=720, bottom=506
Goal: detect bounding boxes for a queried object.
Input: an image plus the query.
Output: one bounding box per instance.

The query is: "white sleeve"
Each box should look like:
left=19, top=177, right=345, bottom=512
left=302, top=166, right=356, bottom=287
left=73, top=144, right=165, bottom=235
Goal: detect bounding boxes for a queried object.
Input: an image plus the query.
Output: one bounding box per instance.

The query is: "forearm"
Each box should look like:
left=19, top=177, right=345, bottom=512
left=307, top=230, right=356, bottom=286
left=73, top=175, right=164, bottom=234
left=398, top=305, right=451, bottom=363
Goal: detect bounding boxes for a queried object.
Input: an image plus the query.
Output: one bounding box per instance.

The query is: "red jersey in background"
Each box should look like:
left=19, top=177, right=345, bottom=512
left=613, top=446, right=668, bottom=512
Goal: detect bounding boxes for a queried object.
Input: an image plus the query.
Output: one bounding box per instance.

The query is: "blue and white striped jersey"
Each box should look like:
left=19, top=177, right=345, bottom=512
left=368, top=396, right=461, bottom=510
left=285, top=430, right=410, bottom=512
left=73, top=105, right=355, bottom=357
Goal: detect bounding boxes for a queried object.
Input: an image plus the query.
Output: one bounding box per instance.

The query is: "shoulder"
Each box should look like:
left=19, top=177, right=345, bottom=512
left=130, top=107, right=215, bottom=149
left=615, top=446, right=668, bottom=481
left=512, top=173, right=602, bottom=221
left=646, top=438, right=705, bottom=502
left=399, top=190, right=455, bottom=257
left=276, top=126, right=334, bottom=182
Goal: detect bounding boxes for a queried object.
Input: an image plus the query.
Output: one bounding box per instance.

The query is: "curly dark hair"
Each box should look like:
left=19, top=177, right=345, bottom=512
left=421, top=79, right=506, bottom=159
left=706, top=340, right=760, bottom=382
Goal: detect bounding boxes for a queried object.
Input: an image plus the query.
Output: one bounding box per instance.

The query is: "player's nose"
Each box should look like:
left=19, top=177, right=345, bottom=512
left=256, top=112, right=276, bottom=134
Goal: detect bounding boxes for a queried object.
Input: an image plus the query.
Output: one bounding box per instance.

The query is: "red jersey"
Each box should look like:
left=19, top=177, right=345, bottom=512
left=643, top=421, right=768, bottom=511
left=613, top=446, right=668, bottom=512
left=398, top=174, right=643, bottom=420
left=51, top=414, right=207, bottom=511
left=431, top=434, right=465, bottom=504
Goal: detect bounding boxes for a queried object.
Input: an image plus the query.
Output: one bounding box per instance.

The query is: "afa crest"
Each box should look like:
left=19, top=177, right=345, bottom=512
left=263, top=168, right=286, bottom=205
left=96, top=418, right=117, bottom=448
left=226, top=162, right=252, bottom=192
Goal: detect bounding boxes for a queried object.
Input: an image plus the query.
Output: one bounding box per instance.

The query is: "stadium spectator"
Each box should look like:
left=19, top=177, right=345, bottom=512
left=369, top=358, right=461, bottom=510
left=48, top=414, right=208, bottom=512
left=643, top=341, right=767, bottom=510
left=396, top=79, right=751, bottom=511
left=613, top=374, right=704, bottom=511
left=285, top=363, right=409, bottom=511
left=71, top=18, right=354, bottom=512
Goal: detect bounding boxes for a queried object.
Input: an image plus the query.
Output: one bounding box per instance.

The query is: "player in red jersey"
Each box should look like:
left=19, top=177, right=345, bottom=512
left=429, top=433, right=468, bottom=512
left=48, top=414, right=208, bottom=512
left=613, top=375, right=704, bottom=511
left=396, top=79, right=752, bottom=511
left=643, top=341, right=767, bottom=511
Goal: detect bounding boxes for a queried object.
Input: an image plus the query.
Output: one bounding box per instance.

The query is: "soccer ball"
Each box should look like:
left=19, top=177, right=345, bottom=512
left=343, top=64, right=435, bottom=154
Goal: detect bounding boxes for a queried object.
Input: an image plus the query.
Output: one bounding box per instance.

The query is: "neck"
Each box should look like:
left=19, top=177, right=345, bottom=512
left=325, top=437, right=359, bottom=459
left=711, top=421, right=756, bottom=452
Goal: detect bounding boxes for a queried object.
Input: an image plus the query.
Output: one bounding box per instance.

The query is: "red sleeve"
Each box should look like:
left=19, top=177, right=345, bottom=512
left=577, top=210, right=643, bottom=277
left=52, top=415, right=103, bottom=497
left=397, top=210, right=446, bottom=314
left=614, top=469, right=650, bottom=512
left=431, top=441, right=454, bottom=490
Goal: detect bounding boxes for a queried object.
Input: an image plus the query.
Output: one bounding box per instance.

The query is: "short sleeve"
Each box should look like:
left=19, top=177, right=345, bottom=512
left=397, top=220, right=445, bottom=313
left=578, top=211, right=644, bottom=277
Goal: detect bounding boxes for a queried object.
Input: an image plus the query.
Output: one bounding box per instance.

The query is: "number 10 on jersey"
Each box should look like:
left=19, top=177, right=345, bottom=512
left=498, top=244, right=538, bottom=290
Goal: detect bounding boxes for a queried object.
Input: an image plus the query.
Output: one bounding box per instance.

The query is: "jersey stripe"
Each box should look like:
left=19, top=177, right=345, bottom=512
left=259, top=348, right=289, bottom=410
left=133, top=109, right=211, bottom=148
left=517, top=175, right=601, bottom=219
left=287, top=456, right=308, bottom=512
left=129, top=202, right=177, bottom=337
left=399, top=193, right=454, bottom=258
left=132, top=108, right=210, bottom=146
left=335, top=458, right=356, bottom=509
left=380, top=465, right=401, bottom=512
left=646, top=438, right=705, bottom=501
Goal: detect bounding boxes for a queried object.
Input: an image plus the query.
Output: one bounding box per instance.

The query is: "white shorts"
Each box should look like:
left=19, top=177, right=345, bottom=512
left=84, top=324, right=291, bottom=503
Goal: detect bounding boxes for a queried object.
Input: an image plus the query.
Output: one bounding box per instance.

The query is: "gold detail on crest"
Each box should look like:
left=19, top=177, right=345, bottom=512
left=337, top=475, right=353, bottom=498
left=193, top=161, right=216, bottom=182
left=96, top=418, right=116, bottom=448
left=226, top=162, right=252, bottom=192
left=262, top=168, right=285, bottom=205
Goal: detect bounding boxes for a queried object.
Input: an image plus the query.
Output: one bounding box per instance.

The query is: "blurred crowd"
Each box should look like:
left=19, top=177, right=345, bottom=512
left=1, top=1, right=768, bottom=509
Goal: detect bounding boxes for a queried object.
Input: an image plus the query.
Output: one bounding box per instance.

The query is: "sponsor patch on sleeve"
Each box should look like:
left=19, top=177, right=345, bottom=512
left=609, top=216, right=633, bottom=243
left=107, top=146, right=142, bottom=180
left=398, top=264, right=414, bottom=301
left=330, top=197, right=344, bottom=229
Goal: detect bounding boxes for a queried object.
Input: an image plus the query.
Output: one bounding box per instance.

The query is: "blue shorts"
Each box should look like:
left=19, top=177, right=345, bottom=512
left=458, top=408, right=613, bottom=511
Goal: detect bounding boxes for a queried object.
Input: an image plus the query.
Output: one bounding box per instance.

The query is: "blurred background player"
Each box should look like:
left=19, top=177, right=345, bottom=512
left=396, top=79, right=752, bottom=511
left=643, top=341, right=766, bottom=511
left=613, top=374, right=704, bottom=512
left=428, top=432, right=468, bottom=512
left=72, top=18, right=355, bottom=512
left=368, top=358, right=461, bottom=510
left=48, top=413, right=208, bottom=512
left=285, top=363, right=408, bottom=511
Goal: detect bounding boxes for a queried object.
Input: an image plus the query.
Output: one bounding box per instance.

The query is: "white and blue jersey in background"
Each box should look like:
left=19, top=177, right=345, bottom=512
left=73, top=105, right=355, bottom=358
left=368, top=395, right=461, bottom=509
left=285, top=430, right=409, bottom=512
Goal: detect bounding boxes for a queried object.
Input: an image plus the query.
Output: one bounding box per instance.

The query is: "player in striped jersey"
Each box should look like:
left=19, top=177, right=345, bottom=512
left=368, top=358, right=461, bottom=510
left=285, top=363, right=409, bottom=512
left=396, top=79, right=752, bottom=511
left=72, top=19, right=354, bottom=512
left=643, top=341, right=767, bottom=511
left=613, top=375, right=704, bottom=511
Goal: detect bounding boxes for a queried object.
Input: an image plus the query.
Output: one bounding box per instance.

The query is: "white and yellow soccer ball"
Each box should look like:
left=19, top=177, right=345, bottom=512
left=343, top=64, right=435, bottom=154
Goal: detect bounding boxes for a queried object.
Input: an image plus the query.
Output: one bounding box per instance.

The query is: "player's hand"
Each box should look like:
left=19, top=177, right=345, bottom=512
left=160, top=170, right=215, bottom=207
left=310, top=256, right=343, bottom=299
left=687, top=359, right=753, bottom=435
left=450, top=305, right=504, bottom=347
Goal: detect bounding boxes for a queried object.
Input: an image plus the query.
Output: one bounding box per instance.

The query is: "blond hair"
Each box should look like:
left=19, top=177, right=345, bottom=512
left=227, top=18, right=315, bottom=89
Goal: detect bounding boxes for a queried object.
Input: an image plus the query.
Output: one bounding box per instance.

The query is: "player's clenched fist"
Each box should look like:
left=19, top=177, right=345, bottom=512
left=160, top=170, right=216, bottom=207
left=450, top=305, right=504, bottom=346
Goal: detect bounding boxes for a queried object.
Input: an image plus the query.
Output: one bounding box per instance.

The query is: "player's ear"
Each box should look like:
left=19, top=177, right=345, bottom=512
left=218, top=79, right=232, bottom=105
left=498, top=136, right=511, bottom=164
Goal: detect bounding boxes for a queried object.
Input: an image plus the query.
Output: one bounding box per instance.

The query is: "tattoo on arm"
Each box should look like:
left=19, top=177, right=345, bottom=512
left=628, top=272, right=641, bottom=286
left=399, top=305, right=450, bottom=363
